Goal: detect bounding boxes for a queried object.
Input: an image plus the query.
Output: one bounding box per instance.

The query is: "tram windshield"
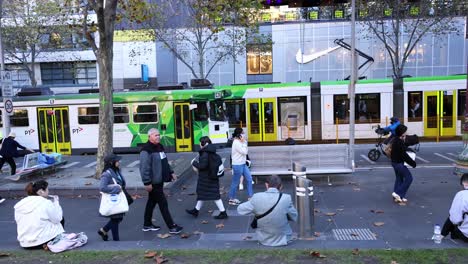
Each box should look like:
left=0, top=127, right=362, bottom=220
left=209, top=101, right=227, bottom=121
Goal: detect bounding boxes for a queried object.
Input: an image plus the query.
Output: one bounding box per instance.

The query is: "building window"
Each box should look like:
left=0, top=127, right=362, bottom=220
left=133, top=104, right=158, bottom=123
left=5, top=67, right=30, bottom=87
left=78, top=107, right=99, bottom=124
left=246, top=45, right=272, bottom=75
left=334, top=93, right=380, bottom=124
left=10, top=109, right=29, bottom=127
left=408, top=91, right=422, bottom=122
left=41, top=62, right=97, bottom=85
left=458, top=90, right=466, bottom=121
left=225, top=99, right=246, bottom=127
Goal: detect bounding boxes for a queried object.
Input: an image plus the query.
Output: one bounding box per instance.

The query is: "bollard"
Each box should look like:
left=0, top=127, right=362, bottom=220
left=292, top=162, right=314, bottom=239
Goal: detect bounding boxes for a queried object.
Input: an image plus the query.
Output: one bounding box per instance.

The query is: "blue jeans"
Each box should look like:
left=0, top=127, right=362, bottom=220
left=229, top=164, right=253, bottom=199
left=391, top=162, right=413, bottom=199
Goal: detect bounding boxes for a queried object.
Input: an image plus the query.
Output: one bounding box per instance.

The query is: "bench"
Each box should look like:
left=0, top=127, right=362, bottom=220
left=5, top=152, right=67, bottom=181
left=247, top=144, right=353, bottom=183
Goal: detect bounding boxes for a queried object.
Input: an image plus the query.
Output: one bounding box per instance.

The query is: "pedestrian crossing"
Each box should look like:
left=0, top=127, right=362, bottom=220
left=358, top=151, right=460, bottom=165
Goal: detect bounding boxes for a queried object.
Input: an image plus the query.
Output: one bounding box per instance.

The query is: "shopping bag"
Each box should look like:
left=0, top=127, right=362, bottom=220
left=99, top=178, right=129, bottom=216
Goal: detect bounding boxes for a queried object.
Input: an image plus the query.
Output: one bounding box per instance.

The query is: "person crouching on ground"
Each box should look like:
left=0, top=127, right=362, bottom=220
left=0, top=132, right=34, bottom=175
left=441, top=173, right=468, bottom=242
left=238, top=175, right=297, bottom=247
left=390, top=124, right=416, bottom=203
left=98, top=154, right=133, bottom=241
left=186, top=136, right=228, bottom=219
left=14, top=180, right=64, bottom=249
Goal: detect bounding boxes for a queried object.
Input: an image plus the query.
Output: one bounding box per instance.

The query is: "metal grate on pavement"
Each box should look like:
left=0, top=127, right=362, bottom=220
left=332, top=228, right=377, bottom=241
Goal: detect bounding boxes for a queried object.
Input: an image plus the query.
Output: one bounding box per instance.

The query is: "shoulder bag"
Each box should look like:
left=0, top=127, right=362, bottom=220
left=99, top=178, right=129, bottom=216
left=250, top=193, right=283, bottom=229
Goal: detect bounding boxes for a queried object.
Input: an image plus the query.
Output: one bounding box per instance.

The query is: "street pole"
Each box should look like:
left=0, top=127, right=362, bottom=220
left=348, top=0, right=356, bottom=169
left=0, top=0, right=11, bottom=139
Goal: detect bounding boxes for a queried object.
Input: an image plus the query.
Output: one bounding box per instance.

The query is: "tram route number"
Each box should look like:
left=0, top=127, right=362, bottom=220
left=4, top=99, right=13, bottom=115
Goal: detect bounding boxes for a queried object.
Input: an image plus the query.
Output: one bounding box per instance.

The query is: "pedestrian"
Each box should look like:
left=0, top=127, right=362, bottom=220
left=0, top=132, right=34, bottom=175
left=186, top=136, right=228, bottom=219
left=382, top=117, right=400, bottom=144
left=97, top=154, right=133, bottom=241
left=14, top=180, right=64, bottom=249
left=139, top=128, right=183, bottom=234
left=390, top=124, right=416, bottom=203
left=228, top=127, right=253, bottom=205
left=237, top=175, right=297, bottom=247
left=441, top=173, right=468, bottom=242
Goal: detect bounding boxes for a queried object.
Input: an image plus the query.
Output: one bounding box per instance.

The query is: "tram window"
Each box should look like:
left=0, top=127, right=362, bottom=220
left=133, top=104, right=158, bottom=123
left=225, top=100, right=246, bottom=127
left=334, top=95, right=349, bottom=124
left=278, top=97, right=307, bottom=128
left=458, top=90, right=466, bottom=121
left=356, top=93, right=380, bottom=124
left=209, top=101, right=226, bottom=121
left=408, top=92, right=422, bottom=122
left=10, top=109, right=29, bottom=127
left=114, top=106, right=129, bottom=123
left=78, top=107, right=99, bottom=124
left=193, top=102, right=208, bottom=121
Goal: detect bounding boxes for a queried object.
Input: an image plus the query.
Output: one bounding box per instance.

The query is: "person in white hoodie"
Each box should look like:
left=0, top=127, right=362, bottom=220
left=14, top=180, right=64, bottom=249
left=228, top=127, right=253, bottom=205
left=441, top=173, right=468, bottom=242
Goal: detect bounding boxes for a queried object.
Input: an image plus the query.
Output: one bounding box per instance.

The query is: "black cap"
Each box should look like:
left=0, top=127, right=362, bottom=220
left=104, top=154, right=122, bottom=164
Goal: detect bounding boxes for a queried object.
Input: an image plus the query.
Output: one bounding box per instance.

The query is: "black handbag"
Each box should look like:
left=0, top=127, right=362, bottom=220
left=250, top=193, right=283, bottom=229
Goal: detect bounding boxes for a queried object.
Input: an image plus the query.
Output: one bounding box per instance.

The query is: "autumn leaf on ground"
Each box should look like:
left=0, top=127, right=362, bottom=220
left=309, top=251, right=326, bottom=258
left=201, top=220, right=209, bottom=224
left=398, top=202, right=407, bottom=206
left=373, top=222, right=385, bottom=227
left=155, top=254, right=168, bottom=264
left=314, top=232, right=321, bottom=237
left=352, top=248, right=360, bottom=255
left=208, top=210, right=214, bottom=213
left=243, top=235, right=253, bottom=240
left=351, top=233, right=359, bottom=237
left=353, top=187, right=361, bottom=191
left=144, top=251, right=158, bottom=258
left=0, top=253, right=11, bottom=257
left=314, top=209, right=321, bottom=213
left=391, top=261, right=399, bottom=264
left=302, top=237, right=315, bottom=241
left=324, top=212, right=336, bottom=216
left=193, top=231, right=204, bottom=235
left=337, top=208, right=344, bottom=211
left=180, top=233, right=191, bottom=239
left=216, top=223, right=225, bottom=229
left=157, top=233, right=171, bottom=239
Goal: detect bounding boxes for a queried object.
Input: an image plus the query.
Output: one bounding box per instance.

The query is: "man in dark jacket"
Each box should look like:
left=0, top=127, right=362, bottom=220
left=139, top=128, right=183, bottom=234
left=390, top=125, right=416, bottom=203
left=0, top=132, right=33, bottom=176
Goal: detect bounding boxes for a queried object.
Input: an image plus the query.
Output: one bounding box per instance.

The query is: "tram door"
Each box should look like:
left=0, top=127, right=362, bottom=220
left=423, top=91, right=456, bottom=137
left=174, top=103, right=192, bottom=152
left=37, top=107, right=71, bottom=155
left=246, top=98, right=277, bottom=142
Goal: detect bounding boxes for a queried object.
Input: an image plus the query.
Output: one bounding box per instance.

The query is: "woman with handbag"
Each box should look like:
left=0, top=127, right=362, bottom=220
left=186, top=136, right=228, bottom=219
left=98, top=154, right=133, bottom=241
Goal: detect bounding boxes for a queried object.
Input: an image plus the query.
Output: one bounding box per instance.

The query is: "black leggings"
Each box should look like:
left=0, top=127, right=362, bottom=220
left=441, top=217, right=468, bottom=242
left=103, top=217, right=123, bottom=241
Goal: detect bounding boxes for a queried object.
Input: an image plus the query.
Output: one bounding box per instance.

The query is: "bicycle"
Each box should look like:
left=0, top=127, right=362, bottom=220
left=368, top=125, right=420, bottom=162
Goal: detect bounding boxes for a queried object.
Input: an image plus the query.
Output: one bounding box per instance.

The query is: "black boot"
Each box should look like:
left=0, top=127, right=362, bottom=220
left=97, top=228, right=108, bottom=241
left=214, top=211, right=228, bottom=219
left=185, top=208, right=199, bottom=217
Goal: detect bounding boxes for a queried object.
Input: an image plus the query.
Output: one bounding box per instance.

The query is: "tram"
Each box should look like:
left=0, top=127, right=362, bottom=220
left=0, top=88, right=231, bottom=154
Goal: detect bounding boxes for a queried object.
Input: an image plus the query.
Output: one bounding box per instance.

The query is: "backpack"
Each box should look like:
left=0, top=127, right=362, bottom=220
left=212, top=153, right=224, bottom=177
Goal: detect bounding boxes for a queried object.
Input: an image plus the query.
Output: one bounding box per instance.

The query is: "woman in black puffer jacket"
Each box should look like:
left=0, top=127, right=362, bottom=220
left=390, top=125, right=416, bottom=203
left=186, top=136, right=228, bottom=219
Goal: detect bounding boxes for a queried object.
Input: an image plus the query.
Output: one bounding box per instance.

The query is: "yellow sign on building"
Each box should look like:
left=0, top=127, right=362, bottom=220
left=114, top=30, right=154, bottom=42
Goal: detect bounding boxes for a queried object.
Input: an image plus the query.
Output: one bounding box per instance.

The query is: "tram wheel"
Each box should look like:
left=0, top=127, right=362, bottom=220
left=368, top=149, right=381, bottom=161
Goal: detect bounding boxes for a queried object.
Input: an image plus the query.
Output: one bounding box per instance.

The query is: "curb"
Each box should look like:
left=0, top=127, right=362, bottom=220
left=0, top=166, right=194, bottom=199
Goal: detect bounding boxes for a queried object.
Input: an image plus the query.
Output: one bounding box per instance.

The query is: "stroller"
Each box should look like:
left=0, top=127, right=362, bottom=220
left=367, top=125, right=420, bottom=162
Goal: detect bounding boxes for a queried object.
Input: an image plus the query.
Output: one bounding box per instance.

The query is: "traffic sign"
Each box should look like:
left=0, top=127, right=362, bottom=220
left=1, top=70, right=14, bottom=98
left=4, top=98, right=13, bottom=116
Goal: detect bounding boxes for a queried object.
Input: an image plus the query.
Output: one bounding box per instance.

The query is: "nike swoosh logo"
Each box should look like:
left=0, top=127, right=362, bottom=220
left=296, top=46, right=340, bottom=64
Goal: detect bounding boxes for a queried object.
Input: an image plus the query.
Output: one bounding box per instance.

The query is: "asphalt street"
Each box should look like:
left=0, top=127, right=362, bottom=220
left=0, top=141, right=467, bottom=250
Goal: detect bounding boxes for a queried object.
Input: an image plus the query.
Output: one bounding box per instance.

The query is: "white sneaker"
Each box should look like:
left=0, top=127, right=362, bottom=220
left=392, top=192, right=402, bottom=203
left=0, top=198, right=5, bottom=204
left=239, top=183, right=244, bottom=190
left=229, top=199, right=241, bottom=205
